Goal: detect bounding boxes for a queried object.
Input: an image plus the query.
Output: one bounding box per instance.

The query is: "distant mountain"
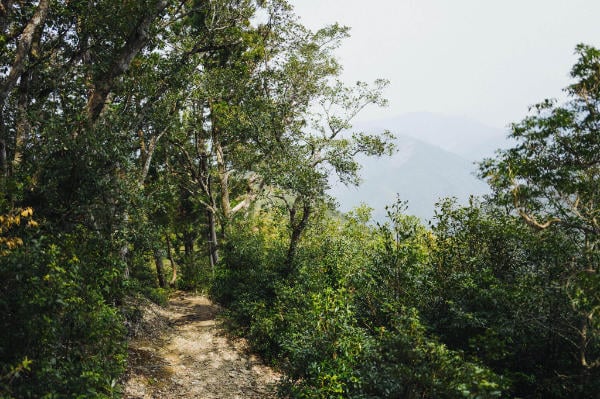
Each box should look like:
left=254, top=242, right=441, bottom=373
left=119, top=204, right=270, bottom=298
left=355, top=112, right=511, bottom=161
left=329, top=113, right=511, bottom=222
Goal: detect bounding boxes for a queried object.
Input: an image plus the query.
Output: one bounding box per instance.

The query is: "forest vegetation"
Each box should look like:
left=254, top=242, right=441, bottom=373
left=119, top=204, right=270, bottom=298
left=1, top=1, right=599, bottom=398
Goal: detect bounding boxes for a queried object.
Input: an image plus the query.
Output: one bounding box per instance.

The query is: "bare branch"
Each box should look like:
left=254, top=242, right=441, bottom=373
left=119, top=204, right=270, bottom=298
left=517, top=209, right=561, bottom=230
left=511, top=180, right=561, bottom=229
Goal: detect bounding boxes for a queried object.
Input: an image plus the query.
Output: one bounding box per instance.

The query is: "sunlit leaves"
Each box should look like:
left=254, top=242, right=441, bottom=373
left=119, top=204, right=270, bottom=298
left=0, top=207, right=36, bottom=255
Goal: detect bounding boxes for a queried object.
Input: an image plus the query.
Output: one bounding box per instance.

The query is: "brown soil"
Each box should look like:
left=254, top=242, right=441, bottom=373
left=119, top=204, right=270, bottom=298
left=122, top=292, right=281, bottom=399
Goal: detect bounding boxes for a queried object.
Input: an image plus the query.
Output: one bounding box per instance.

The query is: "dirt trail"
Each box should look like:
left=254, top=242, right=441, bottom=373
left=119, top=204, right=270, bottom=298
left=123, top=292, right=281, bottom=399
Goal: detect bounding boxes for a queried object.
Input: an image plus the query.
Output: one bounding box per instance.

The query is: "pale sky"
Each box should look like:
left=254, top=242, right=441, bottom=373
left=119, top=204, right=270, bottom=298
left=291, top=0, right=600, bottom=129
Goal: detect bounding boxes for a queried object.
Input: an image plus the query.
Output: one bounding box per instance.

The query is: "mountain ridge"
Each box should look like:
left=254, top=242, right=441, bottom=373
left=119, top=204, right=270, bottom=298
left=331, top=113, right=509, bottom=221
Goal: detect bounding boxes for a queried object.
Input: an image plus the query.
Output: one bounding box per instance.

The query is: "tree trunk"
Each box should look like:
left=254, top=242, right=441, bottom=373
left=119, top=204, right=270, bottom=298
left=0, top=139, right=7, bottom=178
left=85, top=0, right=170, bottom=123
left=198, top=141, right=219, bottom=272
left=12, top=72, right=31, bottom=172
left=213, top=130, right=231, bottom=220
left=121, top=245, right=130, bottom=280
left=138, top=123, right=171, bottom=186
left=120, top=211, right=131, bottom=279
left=285, top=197, right=311, bottom=275
left=166, top=234, right=177, bottom=287
left=0, top=0, right=50, bottom=104
left=183, top=231, right=195, bottom=257
left=153, top=249, right=166, bottom=288
left=207, top=209, right=219, bottom=271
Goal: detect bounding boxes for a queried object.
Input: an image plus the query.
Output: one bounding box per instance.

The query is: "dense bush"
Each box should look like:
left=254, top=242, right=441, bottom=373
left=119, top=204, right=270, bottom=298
left=0, top=225, right=126, bottom=398
left=424, top=199, right=597, bottom=398
left=213, top=205, right=507, bottom=398
left=212, top=189, right=600, bottom=399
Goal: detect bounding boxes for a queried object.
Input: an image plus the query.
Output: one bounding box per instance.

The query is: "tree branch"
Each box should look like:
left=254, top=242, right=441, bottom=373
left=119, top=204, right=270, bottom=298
left=86, top=0, right=171, bottom=122
left=0, top=0, right=50, bottom=105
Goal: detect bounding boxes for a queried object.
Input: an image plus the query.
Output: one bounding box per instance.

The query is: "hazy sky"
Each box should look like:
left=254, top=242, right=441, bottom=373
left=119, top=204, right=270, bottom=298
left=291, top=0, right=600, bottom=129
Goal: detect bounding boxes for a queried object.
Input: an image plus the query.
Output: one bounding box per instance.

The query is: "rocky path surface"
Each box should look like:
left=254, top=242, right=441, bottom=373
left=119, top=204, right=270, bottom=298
left=123, top=292, right=280, bottom=399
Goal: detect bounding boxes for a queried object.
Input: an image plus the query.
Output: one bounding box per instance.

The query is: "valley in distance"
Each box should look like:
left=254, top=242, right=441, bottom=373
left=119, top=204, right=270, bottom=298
left=330, top=112, right=512, bottom=222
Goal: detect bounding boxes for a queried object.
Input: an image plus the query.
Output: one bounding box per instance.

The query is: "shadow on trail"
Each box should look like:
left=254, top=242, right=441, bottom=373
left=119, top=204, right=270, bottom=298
left=170, top=296, right=219, bottom=327
left=170, top=303, right=219, bottom=326
left=127, top=347, right=174, bottom=386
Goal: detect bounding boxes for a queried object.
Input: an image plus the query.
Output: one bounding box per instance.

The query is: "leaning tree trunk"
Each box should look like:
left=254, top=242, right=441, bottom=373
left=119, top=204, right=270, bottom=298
left=285, top=197, right=311, bottom=275
left=0, top=0, right=50, bottom=104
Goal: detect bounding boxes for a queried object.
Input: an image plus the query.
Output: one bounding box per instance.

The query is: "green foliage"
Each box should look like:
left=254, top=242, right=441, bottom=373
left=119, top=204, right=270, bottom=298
left=214, top=175, right=600, bottom=398
left=213, top=202, right=507, bottom=398
left=479, top=44, right=600, bottom=396
left=211, top=211, right=287, bottom=348
left=0, top=227, right=126, bottom=398
left=177, top=253, right=213, bottom=292
left=425, top=199, right=589, bottom=397
left=279, top=287, right=367, bottom=398
left=358, top=309, right=504, bottom=399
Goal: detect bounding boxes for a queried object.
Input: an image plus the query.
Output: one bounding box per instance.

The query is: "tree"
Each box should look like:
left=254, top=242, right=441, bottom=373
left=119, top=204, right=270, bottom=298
left=163, top=7, right=393, bottom=276
left=426, top=198, right=585, bottom=397
left=274, top=78, right=395, bottom=273
left=481, top=44, right=600, bottom=393
left=0, top=1, right=206, bottom=394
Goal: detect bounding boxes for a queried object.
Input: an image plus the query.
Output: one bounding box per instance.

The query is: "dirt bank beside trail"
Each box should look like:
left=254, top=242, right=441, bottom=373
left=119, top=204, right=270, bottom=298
left=123, top=292, right=281, bottom=399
